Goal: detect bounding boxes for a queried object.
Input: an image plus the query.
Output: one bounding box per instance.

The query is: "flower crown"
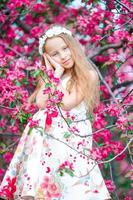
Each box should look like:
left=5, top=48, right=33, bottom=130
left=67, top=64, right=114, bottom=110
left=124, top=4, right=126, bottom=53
left=39, top=26, right=72, bottom=55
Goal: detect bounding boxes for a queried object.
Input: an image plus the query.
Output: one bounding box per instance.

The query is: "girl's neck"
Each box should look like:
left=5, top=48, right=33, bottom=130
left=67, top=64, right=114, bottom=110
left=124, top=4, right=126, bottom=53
left=63, top=69, right=72, bottom=77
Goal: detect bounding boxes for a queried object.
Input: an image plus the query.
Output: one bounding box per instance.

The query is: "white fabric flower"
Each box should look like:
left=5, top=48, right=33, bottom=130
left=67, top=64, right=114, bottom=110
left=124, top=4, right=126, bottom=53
left=39, top=26, right=72, bottom=55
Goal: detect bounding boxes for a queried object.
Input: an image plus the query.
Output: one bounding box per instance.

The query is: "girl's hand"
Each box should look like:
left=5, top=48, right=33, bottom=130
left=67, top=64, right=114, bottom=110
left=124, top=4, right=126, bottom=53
left=44, top=53, right=64, bottom=78
left=43, top=53, right=53, bottom=70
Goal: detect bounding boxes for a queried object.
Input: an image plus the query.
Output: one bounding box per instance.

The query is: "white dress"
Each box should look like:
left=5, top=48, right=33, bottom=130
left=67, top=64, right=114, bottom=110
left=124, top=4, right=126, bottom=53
left=0, top=76, right=111, bottom=200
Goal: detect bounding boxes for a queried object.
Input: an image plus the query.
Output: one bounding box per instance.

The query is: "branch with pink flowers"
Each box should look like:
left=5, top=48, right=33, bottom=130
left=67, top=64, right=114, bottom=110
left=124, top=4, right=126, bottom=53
left=114, top=0, right=133, bottom=13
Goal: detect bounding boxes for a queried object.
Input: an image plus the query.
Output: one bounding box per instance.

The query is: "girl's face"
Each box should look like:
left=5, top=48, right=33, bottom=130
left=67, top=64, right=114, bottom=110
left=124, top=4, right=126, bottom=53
left=44, top=37, right=74, bottom=69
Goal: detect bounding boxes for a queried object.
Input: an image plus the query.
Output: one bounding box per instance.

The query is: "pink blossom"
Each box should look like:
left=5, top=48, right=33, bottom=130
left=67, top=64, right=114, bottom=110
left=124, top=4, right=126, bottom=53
left=41, top=176, right=61, bottom=199
left=43, top=87, right=51, bottom=94
left=100, top=85, right=110, bottom=99
left=32, top=3, right=47, bottom=13
left=91, top=35, right=102, bottom=43
left=0, top=176, right=16, bottom=200
left=59, top=160, right=74, bottom=171
left=94, top=129, right=112, bottom=143
left=124, top=196, right=132, bottom=200
left=116, top=115, right=128, bottom=131
left=105, top=180, right=116, bottom=192
left=0, top=168, right=5, bottom=177
left=31, top=26, right=42, bottom=37
left=28, top=119, right=39, bottom=128
left=3, top=152, right=13, bottom=163
left=93, top=114, right=107, bottom=129
left=95, top=55, right=109, bottom=63
left=107, top=104, right=120, bottom=117
left=0, top=12, right=7, bottom=23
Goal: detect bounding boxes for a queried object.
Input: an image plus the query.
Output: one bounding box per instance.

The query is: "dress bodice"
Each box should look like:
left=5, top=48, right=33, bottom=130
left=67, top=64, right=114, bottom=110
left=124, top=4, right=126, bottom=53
left=60, top=75, right=87, bottom=121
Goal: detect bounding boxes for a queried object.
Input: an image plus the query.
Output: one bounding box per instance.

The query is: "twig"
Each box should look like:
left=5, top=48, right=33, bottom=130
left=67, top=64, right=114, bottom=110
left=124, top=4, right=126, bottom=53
left=121, top=89, right=133, bottom=103
left=0, top=133, right=20, bottom=137
left=0, top=42, right=25, bottom=57
left=112, top=81, right=133, bottom=91
left=99, top=18, right=132, bottom=41
left=115, top=0, right=132, bottom=13
left=0, top=105, right=15, bottom=110
left=126, top=128, right=133, bottom=163
left=15, top=18, right=31, bottom=34
left=89, top=59, right=119, bottom=104
left=109, top=163, right=120, bottom=200
left=1, top=138, right=20, bottom=153
left=90, top=42, right=123, bottom=59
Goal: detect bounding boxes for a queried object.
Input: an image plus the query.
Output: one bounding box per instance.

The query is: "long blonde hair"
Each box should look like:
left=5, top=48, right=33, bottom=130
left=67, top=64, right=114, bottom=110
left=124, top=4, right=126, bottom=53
left=29, top=27, right=100, bottom=113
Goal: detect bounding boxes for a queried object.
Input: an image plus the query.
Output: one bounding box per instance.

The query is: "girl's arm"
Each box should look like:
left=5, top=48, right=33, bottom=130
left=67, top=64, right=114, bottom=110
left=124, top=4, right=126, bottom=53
left=57, top=83, right=84, bottom=111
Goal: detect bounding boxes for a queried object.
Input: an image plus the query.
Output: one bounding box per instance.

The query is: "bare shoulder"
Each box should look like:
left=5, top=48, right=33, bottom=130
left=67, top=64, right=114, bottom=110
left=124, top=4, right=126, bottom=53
left=89, top=69, right=99, bottom=81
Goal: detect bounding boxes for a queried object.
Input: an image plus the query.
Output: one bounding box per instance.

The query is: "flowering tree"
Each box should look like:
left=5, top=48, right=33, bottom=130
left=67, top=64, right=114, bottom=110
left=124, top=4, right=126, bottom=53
left=0, top=0, right=133, bottom=199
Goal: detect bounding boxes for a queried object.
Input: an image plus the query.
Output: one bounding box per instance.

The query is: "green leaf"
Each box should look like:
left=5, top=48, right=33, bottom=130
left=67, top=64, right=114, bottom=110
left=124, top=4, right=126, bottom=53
left=33, top=70, right=42, bottom=78
left=16, top=80, right=22, bottom=86
left=45, top=82, right=51, bottom=88
left=66, top=118, right=72, bottom=125
left=104, top=163, right=109, bottom=169
left=65, top=168, right=74, bottom=177
left=63, top=132, right=71, bottom=138
left=116, top=62, right=121, bottom=69
left=113, top=76, right=118, bottom=85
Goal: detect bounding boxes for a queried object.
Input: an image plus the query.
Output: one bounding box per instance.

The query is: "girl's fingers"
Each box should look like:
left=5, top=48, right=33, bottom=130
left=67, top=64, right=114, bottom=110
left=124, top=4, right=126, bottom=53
left=43, top=53, right=53, bottom=70
left=45, top=54, right=62, bottom=69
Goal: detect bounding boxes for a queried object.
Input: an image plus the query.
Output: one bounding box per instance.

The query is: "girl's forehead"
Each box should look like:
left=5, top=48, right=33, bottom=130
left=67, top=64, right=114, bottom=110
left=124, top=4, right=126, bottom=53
left=45, top=37, right=67, bottom=52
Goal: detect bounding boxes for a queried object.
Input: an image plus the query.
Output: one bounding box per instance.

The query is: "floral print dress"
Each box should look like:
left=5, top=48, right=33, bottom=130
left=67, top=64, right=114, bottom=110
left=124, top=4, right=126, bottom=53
left=0, top=76, right=111, bottom=200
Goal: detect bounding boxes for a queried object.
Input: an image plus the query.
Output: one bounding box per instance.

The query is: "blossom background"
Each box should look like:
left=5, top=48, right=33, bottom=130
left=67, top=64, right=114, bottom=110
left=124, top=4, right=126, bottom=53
left=0, top=0, right=133, bottom=199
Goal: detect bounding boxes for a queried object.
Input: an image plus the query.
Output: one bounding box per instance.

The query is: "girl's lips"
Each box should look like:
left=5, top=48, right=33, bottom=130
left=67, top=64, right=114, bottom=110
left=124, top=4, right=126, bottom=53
left=62, top=59, right=70, bottom=64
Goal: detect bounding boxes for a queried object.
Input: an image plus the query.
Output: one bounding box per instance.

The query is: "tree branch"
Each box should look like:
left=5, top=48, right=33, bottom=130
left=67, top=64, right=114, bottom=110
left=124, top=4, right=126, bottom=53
left=15, top=18, right=31, bottom=34
left=88, top=59, right=119, bottom=104
left=115, top=0, right=133, bottom=13
left=112, top=81, right=133, bottom=91
left=99, top=136, right=133, bottom=164
left=121, top=89, right=133, bottom=103
left=90, top=42, right=123, bottom=59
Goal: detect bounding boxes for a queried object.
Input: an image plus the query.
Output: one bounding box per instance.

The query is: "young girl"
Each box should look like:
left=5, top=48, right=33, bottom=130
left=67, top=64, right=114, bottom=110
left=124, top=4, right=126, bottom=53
left=0, top=25, right=111, bottom=200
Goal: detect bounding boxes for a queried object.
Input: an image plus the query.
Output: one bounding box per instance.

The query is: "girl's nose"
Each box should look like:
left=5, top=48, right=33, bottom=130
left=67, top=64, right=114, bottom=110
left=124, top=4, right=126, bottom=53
left=60, top=51, right=66, bottom=60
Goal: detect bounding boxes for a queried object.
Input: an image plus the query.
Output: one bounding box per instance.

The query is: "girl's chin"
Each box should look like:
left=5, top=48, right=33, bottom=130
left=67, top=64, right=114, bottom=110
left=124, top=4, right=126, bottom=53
left=64, top=62, right=74, bottom=69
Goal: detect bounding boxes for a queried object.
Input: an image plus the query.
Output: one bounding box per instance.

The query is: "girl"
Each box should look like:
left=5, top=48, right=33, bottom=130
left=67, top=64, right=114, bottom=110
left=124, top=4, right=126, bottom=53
left=0, top=25, right=111, bottom=200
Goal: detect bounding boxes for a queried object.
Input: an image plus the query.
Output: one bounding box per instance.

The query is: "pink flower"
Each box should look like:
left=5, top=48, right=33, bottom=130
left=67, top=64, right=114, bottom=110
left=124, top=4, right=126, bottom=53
left=94, top=129, right=112, bottom=143
left=31, top=26, right=42, bottom=37
left=100, top=85, right=110, bottom=98
left=93, top=114, right=107, bottom=129
left=41, top=176, right=61, bottom=199
left=43, top=87, right=51, bottom=94
left=28, top=118, right=39, bottom=128
left=116, top=115, right=128, bottom=131
left=0, top=168, right=5, bottom=177
left=91, top=35, right=102, bottom=43
left=3, top=152, right=13, bottom=163
left=32, top=3, right=47, bottom=13
left=124, top=196, right=132, bottom=200
left=105, top=180, right=116, bottom=192
left=0, top=176, right=16, bottom=200
left=59, top=161, right=74, bottom=171
left=107, top=103, right=120, bottom=117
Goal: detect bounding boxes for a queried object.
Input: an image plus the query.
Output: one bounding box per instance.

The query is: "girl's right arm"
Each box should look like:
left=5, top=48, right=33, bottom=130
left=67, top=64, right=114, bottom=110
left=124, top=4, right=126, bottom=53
left=35, top=84, right=49, bottom=110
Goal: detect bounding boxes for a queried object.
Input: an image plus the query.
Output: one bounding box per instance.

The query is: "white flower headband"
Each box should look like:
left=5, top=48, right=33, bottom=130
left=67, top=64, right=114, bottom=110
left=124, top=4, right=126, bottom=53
left=39, top=26, right=72, bottom=55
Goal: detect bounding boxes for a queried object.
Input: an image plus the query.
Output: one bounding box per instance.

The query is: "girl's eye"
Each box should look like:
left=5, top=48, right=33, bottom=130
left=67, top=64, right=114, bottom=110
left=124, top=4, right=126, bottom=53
left=52, top=52, right=58, bottom=56
left=63, top=46, right=68, bottom=50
